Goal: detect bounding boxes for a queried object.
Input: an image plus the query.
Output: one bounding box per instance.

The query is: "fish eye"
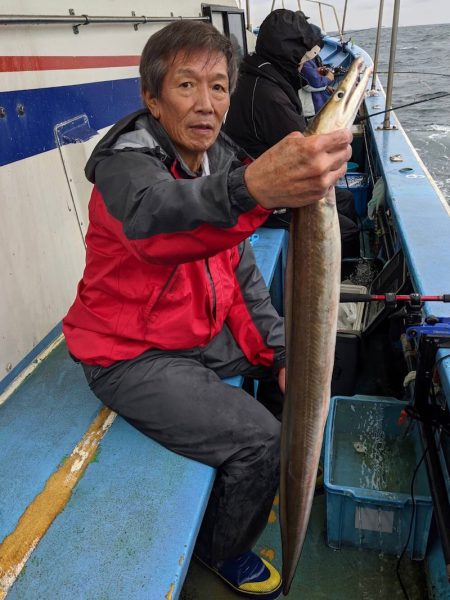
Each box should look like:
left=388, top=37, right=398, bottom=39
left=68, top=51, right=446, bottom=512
left=337, top=91, right=345, bottom=99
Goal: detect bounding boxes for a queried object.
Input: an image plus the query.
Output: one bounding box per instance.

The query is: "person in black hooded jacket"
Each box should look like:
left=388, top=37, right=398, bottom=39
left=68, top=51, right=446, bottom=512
left=224, top=9, right=360, bottom=258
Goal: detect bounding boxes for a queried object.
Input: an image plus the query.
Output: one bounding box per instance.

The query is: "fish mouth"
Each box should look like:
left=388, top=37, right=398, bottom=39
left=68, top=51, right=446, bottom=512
left=335, top=57, right=371, bottom=120
left=308, top=57, right=373, bottom=134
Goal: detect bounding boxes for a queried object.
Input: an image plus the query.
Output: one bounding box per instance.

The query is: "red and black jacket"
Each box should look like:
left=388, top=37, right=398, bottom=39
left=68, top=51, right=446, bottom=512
left=63, top=109, right=285, bottom=371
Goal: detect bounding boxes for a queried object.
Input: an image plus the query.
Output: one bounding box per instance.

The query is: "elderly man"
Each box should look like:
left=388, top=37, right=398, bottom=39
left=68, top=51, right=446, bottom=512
left=63, top=20, right=351, bottom=599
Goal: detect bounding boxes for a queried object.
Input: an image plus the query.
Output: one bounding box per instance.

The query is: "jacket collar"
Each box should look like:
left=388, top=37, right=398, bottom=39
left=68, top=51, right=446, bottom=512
left=85, top=108, right=247, bottom=183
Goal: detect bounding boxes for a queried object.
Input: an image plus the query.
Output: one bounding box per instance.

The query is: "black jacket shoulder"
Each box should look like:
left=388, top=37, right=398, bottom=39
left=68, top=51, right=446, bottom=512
left=224, top=54, right=306, bottom=158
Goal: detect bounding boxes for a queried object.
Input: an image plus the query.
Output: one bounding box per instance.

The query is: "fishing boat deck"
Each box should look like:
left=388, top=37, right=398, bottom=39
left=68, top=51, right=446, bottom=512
left=182, top=491, right=430, bottom=599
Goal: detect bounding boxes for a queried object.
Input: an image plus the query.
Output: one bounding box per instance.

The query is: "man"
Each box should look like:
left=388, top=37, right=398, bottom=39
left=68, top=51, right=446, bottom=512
left=63, top=20, right=351, bottom=599
left=224, top=9, right=360, bottom=258
left=299, top=24, right=335, bottom=118
left=300, top=58, right=335, bottom=118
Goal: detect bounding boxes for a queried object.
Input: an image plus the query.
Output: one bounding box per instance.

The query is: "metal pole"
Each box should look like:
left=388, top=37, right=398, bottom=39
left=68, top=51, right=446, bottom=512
left=319, top=3, right=324, bottom=30
left=305, top=2, right=342, bottom=39
left=245, top=0, right=252, bottom=31
left=383, top=0, right=401, bottom=129
left=371, top=0, right=385, bottom=90
left=341, top=0, right=348, bottom=36
left=270, top=0, right=286, bottom=10
left=0, top=14, right=208, bottom=26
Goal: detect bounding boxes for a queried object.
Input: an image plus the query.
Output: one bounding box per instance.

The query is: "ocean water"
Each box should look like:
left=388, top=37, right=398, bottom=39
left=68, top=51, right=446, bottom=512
left=347, top=23, right=450, bottom=202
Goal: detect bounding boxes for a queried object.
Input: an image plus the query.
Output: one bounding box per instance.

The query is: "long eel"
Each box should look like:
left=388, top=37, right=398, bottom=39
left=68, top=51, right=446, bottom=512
left=280, top=57, right=373, bottom=595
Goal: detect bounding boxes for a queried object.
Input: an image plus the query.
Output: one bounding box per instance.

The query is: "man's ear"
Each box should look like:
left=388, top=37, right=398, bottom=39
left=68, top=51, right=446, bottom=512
left=144, top=91, right=160, bottom=119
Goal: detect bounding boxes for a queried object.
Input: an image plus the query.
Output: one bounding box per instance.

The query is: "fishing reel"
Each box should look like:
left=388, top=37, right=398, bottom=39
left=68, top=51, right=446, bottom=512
left=332, top=65, right=348, bottom=76
left=323, top=64, right=348, bottom=76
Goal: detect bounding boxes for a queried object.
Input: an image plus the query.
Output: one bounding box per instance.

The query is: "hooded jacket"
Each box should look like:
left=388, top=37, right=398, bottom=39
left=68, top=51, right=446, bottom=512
left=256, top=9, right=319, bottom=90
left=224, top=9, right=321, bottom=157
left=63, top=109, right=285, bottom=370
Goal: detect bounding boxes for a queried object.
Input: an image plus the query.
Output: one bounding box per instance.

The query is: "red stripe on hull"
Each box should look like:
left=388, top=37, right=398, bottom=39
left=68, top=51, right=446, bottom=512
left=0, top=55, right=140, bottom=72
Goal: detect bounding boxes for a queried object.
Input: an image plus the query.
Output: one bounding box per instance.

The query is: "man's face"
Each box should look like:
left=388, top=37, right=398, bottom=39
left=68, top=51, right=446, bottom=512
left=145, top=50, right=230, bottom=172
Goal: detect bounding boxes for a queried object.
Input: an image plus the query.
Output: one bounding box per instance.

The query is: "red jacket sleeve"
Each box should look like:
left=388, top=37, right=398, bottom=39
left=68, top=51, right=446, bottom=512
left=91, top=151, right=271, bottom=265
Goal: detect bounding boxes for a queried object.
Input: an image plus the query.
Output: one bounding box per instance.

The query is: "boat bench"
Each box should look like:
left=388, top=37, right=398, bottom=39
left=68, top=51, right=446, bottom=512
left=0, top=227, right=287, bottom=600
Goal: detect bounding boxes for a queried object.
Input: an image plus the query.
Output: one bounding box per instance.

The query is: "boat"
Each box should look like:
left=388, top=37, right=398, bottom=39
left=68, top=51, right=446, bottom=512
left=1, top=1, right=449, bottom=598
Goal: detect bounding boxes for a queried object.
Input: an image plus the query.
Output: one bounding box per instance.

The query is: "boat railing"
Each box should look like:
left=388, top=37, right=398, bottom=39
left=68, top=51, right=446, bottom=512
left=369, top=0, right=403, bottom=131
left=0, top=12, right=209, bottom=34
left=371, top=0, right=385, bottom=91
left=383, top=0, right=401, bottom=129
left=302, top=0, right=344, bottom=41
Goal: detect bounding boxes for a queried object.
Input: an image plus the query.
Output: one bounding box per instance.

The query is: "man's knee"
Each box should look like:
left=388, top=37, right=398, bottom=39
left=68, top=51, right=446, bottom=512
left=227, top=410, right=280, bottom=473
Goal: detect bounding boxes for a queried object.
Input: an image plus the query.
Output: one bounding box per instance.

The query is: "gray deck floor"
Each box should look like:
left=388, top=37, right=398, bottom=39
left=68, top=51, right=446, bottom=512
left=181, top=492, right=428, bottom=600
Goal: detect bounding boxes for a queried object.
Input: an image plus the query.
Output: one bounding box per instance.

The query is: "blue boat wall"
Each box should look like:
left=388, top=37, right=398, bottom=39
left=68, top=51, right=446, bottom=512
left=352, top=43, right=450, bottom=407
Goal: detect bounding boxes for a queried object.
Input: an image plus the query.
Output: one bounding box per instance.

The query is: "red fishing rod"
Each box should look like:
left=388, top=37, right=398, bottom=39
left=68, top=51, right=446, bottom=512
left=339, top=292, right=450, bottom=303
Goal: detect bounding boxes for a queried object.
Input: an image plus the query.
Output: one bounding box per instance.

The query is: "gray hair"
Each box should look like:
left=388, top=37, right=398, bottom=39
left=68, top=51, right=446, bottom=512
left=139, top=20, right=238, bottom=98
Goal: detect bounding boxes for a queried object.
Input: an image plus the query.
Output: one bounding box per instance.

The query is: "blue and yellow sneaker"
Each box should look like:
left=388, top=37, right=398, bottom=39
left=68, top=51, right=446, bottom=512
left=197, top=551, right=282, bottom=599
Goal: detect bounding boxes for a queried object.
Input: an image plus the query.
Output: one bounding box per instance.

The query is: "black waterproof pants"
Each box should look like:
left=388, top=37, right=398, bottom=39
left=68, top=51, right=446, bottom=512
left=82, top=326, right=281, bottom=567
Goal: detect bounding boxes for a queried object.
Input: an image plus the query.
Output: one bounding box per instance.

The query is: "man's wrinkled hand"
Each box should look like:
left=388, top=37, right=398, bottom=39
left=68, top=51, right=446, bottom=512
left=244, top=129, right=352, bottom=210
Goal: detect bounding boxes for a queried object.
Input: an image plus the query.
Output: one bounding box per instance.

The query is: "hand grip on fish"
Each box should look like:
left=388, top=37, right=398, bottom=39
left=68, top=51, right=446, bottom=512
left=280, top=57, right=373, bottom=596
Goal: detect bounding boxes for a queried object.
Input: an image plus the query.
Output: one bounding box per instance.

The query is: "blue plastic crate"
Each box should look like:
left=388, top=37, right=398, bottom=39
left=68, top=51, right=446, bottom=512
left=324, top=395, right=433, bottom=559
left=336, top=172, right=369, bottom=218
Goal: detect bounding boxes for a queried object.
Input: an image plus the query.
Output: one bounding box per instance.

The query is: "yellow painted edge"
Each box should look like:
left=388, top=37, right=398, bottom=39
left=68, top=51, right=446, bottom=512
left=165, top=582, right=175, bottom=600
left=0, top=407, right=116, bottom=598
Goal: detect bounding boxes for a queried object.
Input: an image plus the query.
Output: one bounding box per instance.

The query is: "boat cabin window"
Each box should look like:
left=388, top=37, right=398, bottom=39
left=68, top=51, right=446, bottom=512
left=202, top=4, right=247, bottom=62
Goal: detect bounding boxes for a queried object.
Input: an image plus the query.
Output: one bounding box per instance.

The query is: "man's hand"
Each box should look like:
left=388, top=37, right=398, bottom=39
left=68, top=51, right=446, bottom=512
left=318, top=67, right=334, bottom=81
left=244, top=129, right=352, bottom=210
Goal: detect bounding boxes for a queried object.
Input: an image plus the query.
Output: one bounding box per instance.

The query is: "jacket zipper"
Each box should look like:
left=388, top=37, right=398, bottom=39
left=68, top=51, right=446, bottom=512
left=147, top=266, right=178, bottom=317
left=205, top=259, right=216, bottom=320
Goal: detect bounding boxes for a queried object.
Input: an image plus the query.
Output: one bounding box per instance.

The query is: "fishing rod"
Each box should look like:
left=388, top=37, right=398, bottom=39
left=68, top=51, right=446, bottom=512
left=356, top=91, right=450, bottom=122
left=377, top=70, right=450, bottom=79
left=339, top=293, right=450, bottom=303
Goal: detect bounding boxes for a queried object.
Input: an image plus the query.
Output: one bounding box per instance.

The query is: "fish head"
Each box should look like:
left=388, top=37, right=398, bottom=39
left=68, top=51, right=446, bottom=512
left=307, top=57, right=373, bottom=135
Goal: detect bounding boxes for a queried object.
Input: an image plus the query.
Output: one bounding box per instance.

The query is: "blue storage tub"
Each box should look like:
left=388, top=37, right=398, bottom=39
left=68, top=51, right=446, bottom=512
left=324, top=395, right=433, bottom=559
left=336, top=172, right=370, bottom=218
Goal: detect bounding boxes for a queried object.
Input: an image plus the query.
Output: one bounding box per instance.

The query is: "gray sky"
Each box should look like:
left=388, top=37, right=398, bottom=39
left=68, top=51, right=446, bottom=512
left=246, top=0, right=450, bottom=31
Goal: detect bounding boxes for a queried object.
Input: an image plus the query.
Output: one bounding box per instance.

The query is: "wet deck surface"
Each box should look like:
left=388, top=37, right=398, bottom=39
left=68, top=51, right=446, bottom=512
left=181, top=492, right=428, bottom=600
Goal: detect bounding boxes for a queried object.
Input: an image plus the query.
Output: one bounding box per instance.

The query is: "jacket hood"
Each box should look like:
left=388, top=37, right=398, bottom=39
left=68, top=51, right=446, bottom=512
left=255, top=9, right=321, bottom=89
left=309, top=23, right=325, bottom=49
left=85, top=109, right=244, bottom=183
